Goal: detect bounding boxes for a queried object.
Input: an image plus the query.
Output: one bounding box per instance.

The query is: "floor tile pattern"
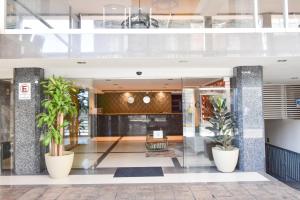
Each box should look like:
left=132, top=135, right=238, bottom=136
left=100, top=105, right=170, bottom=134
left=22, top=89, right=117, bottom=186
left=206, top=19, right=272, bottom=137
left=1, top=181, right=299, bottom=200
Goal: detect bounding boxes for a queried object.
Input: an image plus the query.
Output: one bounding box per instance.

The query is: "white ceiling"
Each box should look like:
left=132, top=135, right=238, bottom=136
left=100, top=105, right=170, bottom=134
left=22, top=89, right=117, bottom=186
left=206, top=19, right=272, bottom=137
left=87, top=78, right=218, bottom=91
left=1, top=56, right=300, bottom=85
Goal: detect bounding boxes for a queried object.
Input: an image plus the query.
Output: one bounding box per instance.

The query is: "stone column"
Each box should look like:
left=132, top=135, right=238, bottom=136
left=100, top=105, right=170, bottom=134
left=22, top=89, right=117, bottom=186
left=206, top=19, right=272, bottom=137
left=232, top=66, right=265, bottom=171
left=14, top=68, right=45, bottom=175
left=204, top=16, right=212, bottom=28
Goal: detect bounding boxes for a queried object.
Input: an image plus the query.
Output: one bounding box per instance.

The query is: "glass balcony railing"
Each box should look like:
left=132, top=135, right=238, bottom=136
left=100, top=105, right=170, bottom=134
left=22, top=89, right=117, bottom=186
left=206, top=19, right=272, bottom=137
left=4, top=0, right=300, bottom=31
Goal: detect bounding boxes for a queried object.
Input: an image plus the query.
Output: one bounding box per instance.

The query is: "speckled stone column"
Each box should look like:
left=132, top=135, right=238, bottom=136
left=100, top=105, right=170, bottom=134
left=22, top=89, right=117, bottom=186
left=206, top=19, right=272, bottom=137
left=232, top=66, right=265, bottom=171
left=14, top=68, right=45, bottom=175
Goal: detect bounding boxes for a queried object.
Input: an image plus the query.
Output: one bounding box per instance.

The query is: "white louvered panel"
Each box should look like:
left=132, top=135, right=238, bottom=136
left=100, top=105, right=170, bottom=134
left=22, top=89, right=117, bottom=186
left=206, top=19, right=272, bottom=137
left=263, top=85, right=287, bottom=119
left=263, top=85, right=300, bottom=119
left=286, top=85, right=300, bottom=119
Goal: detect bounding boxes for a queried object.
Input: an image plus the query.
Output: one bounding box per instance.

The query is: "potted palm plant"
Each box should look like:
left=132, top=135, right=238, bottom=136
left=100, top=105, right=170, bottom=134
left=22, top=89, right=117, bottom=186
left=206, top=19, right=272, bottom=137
left=38, top=76, right=77, bottom=178
left=206, top=96, right=239, bottom=172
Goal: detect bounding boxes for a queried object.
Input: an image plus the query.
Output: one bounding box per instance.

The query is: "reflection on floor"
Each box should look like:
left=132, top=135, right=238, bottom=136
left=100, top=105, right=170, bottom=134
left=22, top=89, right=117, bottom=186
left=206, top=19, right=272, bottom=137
left=69, top=136, right=215, bottom=172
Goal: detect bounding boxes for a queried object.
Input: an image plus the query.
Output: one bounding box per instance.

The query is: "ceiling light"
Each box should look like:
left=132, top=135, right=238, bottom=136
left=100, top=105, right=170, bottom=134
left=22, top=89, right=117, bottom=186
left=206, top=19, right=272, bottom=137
left=77, top=61, right=87, bottom=64
left=121, top=0, right=159, bottom=29
left=277, top=59, right=287, bottom=63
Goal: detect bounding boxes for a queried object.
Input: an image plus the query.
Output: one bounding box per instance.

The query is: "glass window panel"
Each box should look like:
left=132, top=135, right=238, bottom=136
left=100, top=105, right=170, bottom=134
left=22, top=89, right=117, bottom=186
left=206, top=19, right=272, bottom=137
left=211, top=0, right=254, bottom=28
left=0, top=80, right=14, bottom=172
left=259, top=0, right=284, bottom=28
left=182, top=78, right=231, bottom=168
left=288, top=0, right=300, bottom=28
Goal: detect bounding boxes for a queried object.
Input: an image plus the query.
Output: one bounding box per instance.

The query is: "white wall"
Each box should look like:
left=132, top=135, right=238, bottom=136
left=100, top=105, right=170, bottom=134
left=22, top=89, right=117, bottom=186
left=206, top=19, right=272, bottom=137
left=265, top=119, right=300, bottom=153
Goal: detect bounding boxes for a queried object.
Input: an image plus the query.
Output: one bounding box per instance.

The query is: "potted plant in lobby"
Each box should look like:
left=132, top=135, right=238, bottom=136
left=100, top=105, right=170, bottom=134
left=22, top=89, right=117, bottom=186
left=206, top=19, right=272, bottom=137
left=206, top=96, right=239, bottom=173
left=38, top=76, right=77, bottom=178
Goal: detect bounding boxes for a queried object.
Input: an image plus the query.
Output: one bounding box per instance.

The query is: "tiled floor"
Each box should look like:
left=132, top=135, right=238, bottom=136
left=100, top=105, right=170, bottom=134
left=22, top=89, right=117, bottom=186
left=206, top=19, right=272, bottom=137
left=70, top=136, right=188, bottom=170
left=1, top=181, right=299, bottom=200
left=72, top=153, right=103, bottom=169
left=97, top=153, right=174, bottom=168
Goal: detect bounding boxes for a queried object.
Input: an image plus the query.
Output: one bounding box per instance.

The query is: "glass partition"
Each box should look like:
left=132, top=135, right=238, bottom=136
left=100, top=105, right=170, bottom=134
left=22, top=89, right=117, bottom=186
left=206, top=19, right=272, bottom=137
left=288, top=0, right=300, bottom=28
left=211, top=0, right=254, bottom=28
left=6, top=0, right=258, bottom=30
left=182, top=79, right=231, bottom=168
left=0, top=80, right=14, bottom=173
left=259, top=0, right=284, bottom=28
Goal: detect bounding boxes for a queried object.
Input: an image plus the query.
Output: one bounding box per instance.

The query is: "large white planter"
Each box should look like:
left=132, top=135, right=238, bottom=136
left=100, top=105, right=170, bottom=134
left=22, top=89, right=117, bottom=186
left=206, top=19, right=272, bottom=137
left=212, top=147, right=239, bottom=173
left=45, top=151, right=74, bottom=179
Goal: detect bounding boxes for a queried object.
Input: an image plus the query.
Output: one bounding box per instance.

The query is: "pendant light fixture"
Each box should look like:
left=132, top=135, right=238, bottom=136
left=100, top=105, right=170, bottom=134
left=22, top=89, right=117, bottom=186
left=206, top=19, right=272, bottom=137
left=121, top=0, right=159, bottom=29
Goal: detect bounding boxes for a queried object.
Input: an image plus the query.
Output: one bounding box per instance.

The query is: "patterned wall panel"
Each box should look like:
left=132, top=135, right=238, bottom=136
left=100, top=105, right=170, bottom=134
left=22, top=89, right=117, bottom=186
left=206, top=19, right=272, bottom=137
left=97, top=92, right=172, bottom=114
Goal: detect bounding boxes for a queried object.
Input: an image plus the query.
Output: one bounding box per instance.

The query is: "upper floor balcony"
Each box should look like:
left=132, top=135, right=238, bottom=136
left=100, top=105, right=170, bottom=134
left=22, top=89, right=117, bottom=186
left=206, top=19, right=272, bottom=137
left=2, top=0, right=300, bottom=34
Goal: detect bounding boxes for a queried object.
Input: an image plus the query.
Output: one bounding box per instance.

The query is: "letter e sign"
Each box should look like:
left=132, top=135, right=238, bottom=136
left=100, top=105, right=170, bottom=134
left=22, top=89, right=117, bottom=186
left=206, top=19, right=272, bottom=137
left=19, top=83, right=31, bottom=100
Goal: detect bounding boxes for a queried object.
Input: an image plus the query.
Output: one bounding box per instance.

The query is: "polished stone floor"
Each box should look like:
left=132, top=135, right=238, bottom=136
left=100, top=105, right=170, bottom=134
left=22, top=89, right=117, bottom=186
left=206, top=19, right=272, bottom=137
left=69, top=136, right=188, bottom=170
left=0, top=181, right=299, bottom=200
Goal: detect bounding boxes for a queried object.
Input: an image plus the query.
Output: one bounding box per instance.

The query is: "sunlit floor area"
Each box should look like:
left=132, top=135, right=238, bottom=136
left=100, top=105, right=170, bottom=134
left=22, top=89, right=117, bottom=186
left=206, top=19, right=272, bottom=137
left=67, top=136, right=185, bottom=171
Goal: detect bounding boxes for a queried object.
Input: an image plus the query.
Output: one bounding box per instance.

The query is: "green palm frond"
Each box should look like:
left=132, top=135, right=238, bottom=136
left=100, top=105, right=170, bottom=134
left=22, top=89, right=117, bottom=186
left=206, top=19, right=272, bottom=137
left=37, top=76, right=78, bottom=147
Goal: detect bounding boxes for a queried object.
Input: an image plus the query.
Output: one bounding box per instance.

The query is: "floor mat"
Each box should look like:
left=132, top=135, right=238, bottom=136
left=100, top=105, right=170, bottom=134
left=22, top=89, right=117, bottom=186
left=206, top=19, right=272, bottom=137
left=114, top=167, right=164, bottom=177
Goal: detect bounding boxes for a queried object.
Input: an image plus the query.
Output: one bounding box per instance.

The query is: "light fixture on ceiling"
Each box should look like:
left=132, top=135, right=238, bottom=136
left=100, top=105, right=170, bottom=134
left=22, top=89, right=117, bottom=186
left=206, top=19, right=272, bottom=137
left=121, top=0, right=159, bottom=29
left=77, top=61, right=87, bottom=64
left=277, top=59, right=287, bottom=63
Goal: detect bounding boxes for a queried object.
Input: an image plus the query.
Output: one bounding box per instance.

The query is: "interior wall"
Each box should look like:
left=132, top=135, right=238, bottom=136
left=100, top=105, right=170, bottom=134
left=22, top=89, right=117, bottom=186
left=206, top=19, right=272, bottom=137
left=97, top=92, right=172, bottom=114
left=265, top=119, right=300, bottom=154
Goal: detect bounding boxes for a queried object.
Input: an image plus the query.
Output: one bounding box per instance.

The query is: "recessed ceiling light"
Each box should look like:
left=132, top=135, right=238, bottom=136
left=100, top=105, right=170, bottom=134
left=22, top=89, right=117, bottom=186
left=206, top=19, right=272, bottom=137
left=178, top=60, right=188, bottom=63
left=77, top=61, right=87, bottom=64
left=291, top=77, right=299, bottom=80
left=277, top=59, right=287, bottom=63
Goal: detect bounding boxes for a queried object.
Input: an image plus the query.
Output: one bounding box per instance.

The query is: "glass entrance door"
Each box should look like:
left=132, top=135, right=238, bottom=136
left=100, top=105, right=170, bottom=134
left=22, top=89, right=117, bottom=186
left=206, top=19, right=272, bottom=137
left=182, top=79, right=230, bottom=168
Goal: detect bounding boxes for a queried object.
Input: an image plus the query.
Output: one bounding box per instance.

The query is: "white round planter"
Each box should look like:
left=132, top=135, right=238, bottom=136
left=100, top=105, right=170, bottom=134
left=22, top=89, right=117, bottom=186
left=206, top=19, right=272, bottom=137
left=212, top=147, right=239, bottom=173
left=45, top=151, right=74, bottom=179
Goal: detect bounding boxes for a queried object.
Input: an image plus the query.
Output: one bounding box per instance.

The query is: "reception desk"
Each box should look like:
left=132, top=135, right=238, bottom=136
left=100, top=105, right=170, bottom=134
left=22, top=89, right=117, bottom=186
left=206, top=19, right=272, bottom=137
left=90, top=113, right=182, bottom=137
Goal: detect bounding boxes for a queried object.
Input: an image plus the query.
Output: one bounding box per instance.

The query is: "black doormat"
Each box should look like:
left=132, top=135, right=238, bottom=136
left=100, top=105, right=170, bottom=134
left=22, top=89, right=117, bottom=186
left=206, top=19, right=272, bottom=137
left=114, top=167, right=164, bottom=177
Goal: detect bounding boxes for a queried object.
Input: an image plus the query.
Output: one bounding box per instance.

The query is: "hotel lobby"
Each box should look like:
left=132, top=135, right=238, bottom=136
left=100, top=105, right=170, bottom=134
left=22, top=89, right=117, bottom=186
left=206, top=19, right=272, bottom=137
left=1, top=0, right=300, bottom=199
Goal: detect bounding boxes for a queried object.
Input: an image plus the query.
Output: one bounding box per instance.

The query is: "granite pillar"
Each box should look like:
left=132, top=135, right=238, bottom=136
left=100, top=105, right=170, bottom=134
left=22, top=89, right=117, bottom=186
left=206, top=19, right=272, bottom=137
left=14, top=68, right=45, bottom=175
left=232, top=66, right=265, bottom=171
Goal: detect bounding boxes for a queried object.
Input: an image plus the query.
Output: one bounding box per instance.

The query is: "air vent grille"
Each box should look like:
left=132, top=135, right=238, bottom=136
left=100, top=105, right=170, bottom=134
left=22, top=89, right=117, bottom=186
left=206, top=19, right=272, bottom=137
left=263, top=85, right=300, bottom=119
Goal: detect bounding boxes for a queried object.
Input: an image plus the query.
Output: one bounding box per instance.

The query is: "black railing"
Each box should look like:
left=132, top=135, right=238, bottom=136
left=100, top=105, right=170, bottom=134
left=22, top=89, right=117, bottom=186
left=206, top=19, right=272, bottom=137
left=266, top=143, right=300, bottom=182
